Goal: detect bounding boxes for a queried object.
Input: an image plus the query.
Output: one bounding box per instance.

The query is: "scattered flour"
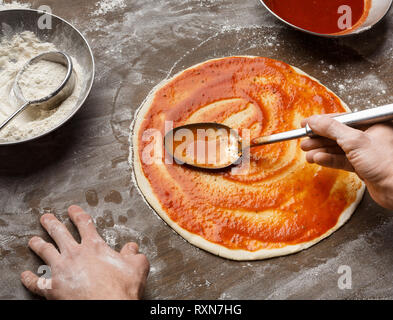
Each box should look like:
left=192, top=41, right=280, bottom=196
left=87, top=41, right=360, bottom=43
left=102, top=229, right=118, bottom=247
left=0, top=0, right=30, bottom=10
left=92, top=0, right=126, bottom=16
left=0, top=31, right=84, bottom=142
left=355, top=73, right=388, bottom=92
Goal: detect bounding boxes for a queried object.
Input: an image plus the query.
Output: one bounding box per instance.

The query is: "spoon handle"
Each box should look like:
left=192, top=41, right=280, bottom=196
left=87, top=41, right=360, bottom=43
left=0, top=102, right=30, bottom=131
left=252, top=103, right=393, bottom=146
left=305, top=103, right=393, bottom=137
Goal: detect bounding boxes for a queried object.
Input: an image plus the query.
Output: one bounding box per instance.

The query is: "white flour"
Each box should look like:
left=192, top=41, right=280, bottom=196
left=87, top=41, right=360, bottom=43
left=92, top=0, right=126, bottom=16
left=0, top=31, right=84, bottom=142
left=19, top=60, right=67, bottom=101
left=0, top=0, right=30, bottom=10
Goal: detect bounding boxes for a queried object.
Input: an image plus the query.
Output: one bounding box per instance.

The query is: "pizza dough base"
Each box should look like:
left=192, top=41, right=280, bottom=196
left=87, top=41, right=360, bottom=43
left=131, top=56, right=365, bottom=261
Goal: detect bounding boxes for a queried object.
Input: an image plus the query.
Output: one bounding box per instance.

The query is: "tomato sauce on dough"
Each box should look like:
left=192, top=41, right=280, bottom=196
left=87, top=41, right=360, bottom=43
left=264, top=0, right=369, bottom=35
left=137, top=57, right=362, bottom=252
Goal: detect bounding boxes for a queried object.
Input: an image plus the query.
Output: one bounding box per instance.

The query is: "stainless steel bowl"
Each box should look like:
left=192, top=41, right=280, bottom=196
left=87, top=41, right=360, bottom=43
left=260, top=0, right=393, bottom=38
left=0, top=9, right=95, bottom=145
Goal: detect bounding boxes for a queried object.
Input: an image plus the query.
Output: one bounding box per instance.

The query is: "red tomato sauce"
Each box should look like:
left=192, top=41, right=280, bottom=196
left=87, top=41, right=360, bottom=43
left=264, top=0, right=369, bottom=35
left=138, top=57, right=362, bottom=251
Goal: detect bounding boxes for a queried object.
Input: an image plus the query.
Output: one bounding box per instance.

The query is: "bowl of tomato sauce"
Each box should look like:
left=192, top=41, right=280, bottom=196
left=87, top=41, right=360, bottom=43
left=261, top=0, right=392, bottom=37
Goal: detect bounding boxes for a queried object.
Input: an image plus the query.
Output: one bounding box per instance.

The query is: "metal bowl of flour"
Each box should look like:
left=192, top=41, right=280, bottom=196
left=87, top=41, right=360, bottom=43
left=0, top=9, right=95, bottom=145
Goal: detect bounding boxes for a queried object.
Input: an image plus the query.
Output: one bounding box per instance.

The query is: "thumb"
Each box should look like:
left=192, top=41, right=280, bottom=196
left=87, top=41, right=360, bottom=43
left=120, top=242, right=139, bottom=257
left=306, top=115, right=369, bottom=154
left=21, top=271, right=45, bottom=297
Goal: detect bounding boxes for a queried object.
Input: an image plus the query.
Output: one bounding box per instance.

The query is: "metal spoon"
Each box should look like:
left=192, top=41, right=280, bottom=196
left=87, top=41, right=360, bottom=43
left=164, top=103, right=393, bottom=170
left=0, top=51, right=75, bottom=131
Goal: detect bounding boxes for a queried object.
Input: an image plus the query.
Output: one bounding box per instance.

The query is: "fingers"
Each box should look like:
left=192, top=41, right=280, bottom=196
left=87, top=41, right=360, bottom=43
left=120, top=242, right=139, bottom=257
left=134, top=254, right=150, bottom=279
left=366, top=122, right=393, bottom=135
left=309, top=152, right=354, bottom=171
left=40, top=214, right=77, bottom=253
left=300, top=113, right=344, bottom=127
left=21, top=271, right=45, bottom=297
left=301, top=137, right=342, bottom=152
left=68, top=205, right=100, bottom=243
left=305, top=147, right=344, bottom=163
left=121, top=242, right=149, bottom=280
left=28, top=236, right=60, bottom=264
left=303, top=140, right=354, bottom=171
left=301, top=114, right=372, bottom=172
left=305, top=115, right=369, bottom=153
left=305, top=115, right=352, bottom=140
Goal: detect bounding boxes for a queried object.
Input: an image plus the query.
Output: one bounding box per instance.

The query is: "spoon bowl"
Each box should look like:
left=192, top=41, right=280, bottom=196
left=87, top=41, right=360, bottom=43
left=164, top=122, right=242, bottom=170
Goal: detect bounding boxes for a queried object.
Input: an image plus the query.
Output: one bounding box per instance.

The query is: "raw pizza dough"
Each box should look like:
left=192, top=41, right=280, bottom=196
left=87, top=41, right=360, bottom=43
left=131, top=56, right=365, bottom=261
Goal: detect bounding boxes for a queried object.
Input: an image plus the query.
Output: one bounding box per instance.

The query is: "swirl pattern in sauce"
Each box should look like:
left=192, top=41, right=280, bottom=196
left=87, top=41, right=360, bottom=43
left=135, top=56, right=363, bottom=253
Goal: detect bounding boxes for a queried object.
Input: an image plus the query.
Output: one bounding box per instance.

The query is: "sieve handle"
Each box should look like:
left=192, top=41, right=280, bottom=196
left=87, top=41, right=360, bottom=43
left=0, top=102, right=31, bottom=132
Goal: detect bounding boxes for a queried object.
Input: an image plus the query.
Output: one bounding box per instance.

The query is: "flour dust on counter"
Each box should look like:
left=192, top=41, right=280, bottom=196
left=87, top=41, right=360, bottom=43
left=0, top=0, right=30, bottom=10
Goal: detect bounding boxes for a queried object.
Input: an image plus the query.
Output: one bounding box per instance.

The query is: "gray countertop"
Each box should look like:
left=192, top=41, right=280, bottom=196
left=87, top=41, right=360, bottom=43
left=1, top=0, right=393, bottom=300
